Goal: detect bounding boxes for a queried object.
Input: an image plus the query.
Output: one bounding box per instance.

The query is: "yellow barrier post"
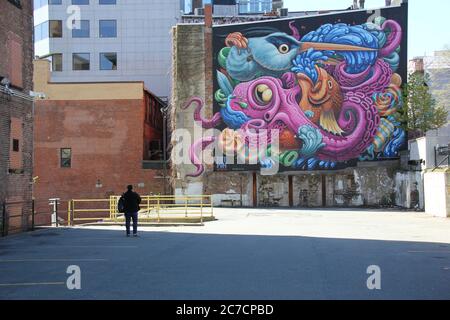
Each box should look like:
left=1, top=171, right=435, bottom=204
left=185, top=197, right=188, bottom=218
left=67, top=200, right=71, bottom=226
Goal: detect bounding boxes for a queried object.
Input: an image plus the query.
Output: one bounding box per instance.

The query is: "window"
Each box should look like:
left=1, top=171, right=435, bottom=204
left=100, top=53, right=117, bottom=70
left=49, top=20, right=62, bottom=38
left=51, top=54, right=62, bottom=72
left=8, top=0, right=22, bottom=9
left=99, top=0, right=116, bottom=4
left=99, top=20, right=117, bottom=38
left=72, top=53, right=90, bottom=70
left=8, top=38, right=23, bottom=88
left=149, top=140, right=162, bottom=160
left=49, top=0, right=62, bottom=4
left=12, top=139, right=19, bottom=152
left=60, top=148, right=72, bottom=168
left=34, top=21, right=49, bottom=42
left=72, top=0, right=89, bottom=4
left=72, top=20, right=90, bottom=38
left=9, top=118, right=23, bottom=171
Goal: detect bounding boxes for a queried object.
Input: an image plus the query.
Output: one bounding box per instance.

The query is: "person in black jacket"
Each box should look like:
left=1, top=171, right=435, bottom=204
left=122, top=185, right=141, bottom=237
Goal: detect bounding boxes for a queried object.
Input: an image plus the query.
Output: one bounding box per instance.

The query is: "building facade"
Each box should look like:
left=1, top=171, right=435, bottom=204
left=172, top=2, right=420, bottom=209
left=0, top=0, right=35, bottom=235
left=33, top=59, right=167, bottom=223
left=33, top=0, right=182, bottom=98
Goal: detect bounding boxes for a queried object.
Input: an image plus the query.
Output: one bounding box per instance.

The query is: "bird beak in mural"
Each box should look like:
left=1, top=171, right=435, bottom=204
left=299, top=42, right=377, bottom=52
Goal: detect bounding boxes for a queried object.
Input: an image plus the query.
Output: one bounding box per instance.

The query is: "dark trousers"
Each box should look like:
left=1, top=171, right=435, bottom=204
left=125, top=212, right=138, bottom=235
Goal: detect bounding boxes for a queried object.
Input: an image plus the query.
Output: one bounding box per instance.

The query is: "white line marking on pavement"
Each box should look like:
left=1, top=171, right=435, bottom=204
left=0, top=282, right=65, bottom=287
left=0, top=259, right=108, bottom=263
left=408, top=251, right=450, bottom=253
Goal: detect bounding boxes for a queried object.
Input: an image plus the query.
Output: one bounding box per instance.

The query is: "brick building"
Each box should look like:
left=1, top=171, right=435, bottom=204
left=33, top=59, right=167, bottom=223
left=0, top=0, right=34, bottom=234
left=171, top=3, right=421, bottom=209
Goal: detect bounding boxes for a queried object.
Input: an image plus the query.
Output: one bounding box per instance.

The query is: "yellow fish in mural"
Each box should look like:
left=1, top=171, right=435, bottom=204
left=297, top=66, right=344, bottom=136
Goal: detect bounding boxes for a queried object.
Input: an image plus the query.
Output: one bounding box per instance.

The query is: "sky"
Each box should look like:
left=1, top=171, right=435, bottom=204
left=283, top=0, right=450, bottom=59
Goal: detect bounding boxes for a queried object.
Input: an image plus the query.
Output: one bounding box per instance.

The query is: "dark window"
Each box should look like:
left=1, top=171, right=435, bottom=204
left=12, top=139, right=19, bottom=152
left=72, top=0, right=89, bottom=4
left=100, top=52, right=117, bottom=70
left=60, top=148, right=72, bottom=168
left=51, top=54, right=63, bottom=72
left=149, top=140, right=162, bottom=160
left=99, top=20, right=117, bottom=38
left=99, top=0, right=116, bottom=4
left=72, top=20, right=90, bottom=38
left=8, top=0, right=22, bottom=9
left=49, top=20, right=63, bottom=38
left=73, top=53, right=90, bottom=70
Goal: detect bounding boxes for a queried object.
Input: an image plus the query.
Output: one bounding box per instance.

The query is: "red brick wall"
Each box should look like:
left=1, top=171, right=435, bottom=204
left=33, top=98, right=164, bottom=220
left=0, top=0, right=33, bottom=92
left=0, top=0, right=34, bottom=219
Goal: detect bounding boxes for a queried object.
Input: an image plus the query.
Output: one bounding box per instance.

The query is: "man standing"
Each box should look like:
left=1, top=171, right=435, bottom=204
left=122, top=185, right=141, bottom=237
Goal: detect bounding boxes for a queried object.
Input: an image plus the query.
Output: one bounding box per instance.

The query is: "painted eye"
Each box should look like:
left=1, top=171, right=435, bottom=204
left=328, top=80, right=333, bottom=89
left=255, top=84, right=273, bottom=105
left=278, top=44, right=290, bottom=54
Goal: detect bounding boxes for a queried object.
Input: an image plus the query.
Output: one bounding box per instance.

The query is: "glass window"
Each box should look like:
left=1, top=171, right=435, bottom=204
left=100, top=52, right=117, bottom=70
left=73, top=53, right=90, bottom=70
left=12, top=139, right=19, bottom=152
left=49, top=0, right=62, bottom=4
left=99, top=0, right=116, bottom=4
left=60, top=148, right=72, bottom=168
left=51, top=54, right=62, bottom=72
left=72, top=20, right=90, bottom=38
left=49, top=20, right=62, bottom=38
left=34, top=21, right=49, bottom=42
left=72, top=0, right=89, bottom=4
left=99, top=20, right=117, bottom=38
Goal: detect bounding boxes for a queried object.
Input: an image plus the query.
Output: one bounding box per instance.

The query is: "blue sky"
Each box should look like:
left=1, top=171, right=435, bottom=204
left=284, top=0, right=450, bottom=59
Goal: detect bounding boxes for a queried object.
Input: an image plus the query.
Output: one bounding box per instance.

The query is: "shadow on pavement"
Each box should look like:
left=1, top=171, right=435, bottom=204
left=0, top=227, right=449, bottom=300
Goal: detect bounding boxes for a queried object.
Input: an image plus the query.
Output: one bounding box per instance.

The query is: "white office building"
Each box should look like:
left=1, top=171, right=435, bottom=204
left=33, top=0, right=182, bottom=98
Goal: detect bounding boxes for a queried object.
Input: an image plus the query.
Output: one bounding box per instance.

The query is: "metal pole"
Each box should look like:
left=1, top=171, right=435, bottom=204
left=55, top=200, right=59, bottom=227
left=1, top=202, right=6, bottom=237
left=162, top=109, right=167, bottom=195
left=31, top=199, right=35, bottom=231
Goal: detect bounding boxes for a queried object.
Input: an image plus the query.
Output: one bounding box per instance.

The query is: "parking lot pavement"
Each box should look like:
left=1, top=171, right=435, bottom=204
left=0, top=208, right=449, bottom=300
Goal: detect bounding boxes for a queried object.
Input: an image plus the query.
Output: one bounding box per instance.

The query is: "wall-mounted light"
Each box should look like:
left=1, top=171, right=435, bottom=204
left=96, top=179, right=103, bottom=188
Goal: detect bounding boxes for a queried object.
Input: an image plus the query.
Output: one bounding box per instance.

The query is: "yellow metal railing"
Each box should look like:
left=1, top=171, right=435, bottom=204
left=67, top=195, right=214, bottom=226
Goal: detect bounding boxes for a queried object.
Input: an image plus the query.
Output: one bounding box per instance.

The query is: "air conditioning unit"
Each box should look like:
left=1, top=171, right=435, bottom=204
left=195, top=8, right=205, bottom=15
left=278, top=8, right=288, bottom=17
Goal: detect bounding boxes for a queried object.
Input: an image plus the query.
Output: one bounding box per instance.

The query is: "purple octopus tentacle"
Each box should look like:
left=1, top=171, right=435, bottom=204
left=187, top=136, right=216, bottom=177
left=336, top=59, right=393, bottom=94
left=289, top=21, right=301, bottom=41
left=318, top=93, right=380, bottom=161
left=379, top=20, right=402, bottom=57
left=182, top=97, right=222, bottom=129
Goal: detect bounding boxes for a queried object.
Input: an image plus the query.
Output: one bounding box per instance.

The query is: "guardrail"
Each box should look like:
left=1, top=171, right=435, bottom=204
left=67, top=195, right=214, bottom=226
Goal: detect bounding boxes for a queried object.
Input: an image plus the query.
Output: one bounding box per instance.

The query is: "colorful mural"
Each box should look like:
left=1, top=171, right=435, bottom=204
left=183, top=6, right=408, bottom=177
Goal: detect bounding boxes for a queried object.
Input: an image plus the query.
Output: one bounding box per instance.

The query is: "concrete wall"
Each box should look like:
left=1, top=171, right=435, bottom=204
left=424, top=170, right=450, bottom=218
left=171, top=24, right=207, bottom=197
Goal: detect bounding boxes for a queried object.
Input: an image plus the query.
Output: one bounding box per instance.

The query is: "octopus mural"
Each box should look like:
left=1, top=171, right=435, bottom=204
left=183, top=14, right=406, bottom=177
